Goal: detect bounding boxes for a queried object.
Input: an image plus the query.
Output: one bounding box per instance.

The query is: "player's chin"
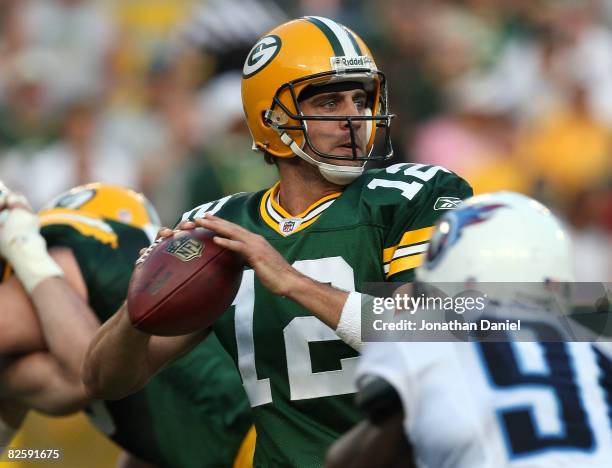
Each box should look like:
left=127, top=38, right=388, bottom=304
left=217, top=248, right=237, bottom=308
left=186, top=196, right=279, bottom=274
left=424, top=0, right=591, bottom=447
left=327, top=146, right=366, bottom=165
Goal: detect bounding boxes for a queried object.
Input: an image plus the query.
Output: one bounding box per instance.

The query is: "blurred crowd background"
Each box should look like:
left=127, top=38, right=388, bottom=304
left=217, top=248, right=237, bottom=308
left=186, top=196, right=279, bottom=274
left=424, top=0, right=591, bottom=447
left=0, top=0, right=611, bottom=464
left=1, top=0, right=611, bottom=280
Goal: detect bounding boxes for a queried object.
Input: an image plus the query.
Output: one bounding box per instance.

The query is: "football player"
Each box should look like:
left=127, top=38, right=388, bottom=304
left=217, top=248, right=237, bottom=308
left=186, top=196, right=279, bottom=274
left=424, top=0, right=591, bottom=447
left=0, top=183, right=254, bottom=467
left=326, top=192, right=612, bottom=468
left=83, top=17, right=473, bottom=466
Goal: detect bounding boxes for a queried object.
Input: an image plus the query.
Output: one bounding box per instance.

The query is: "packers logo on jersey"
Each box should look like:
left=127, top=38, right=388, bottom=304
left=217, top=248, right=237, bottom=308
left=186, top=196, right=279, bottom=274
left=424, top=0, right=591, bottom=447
left=166, top=237, right=203, bottom=262
left=243, top=35, right=282, bottom=78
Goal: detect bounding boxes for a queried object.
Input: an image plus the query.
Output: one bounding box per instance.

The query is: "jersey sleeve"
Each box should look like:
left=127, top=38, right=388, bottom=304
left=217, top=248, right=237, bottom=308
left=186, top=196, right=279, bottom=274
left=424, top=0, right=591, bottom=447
left=39, top=209, right=150, bottom=322
left=176, top=193, right=242, bottom=226
left=371, top=163, right=473, bottom=282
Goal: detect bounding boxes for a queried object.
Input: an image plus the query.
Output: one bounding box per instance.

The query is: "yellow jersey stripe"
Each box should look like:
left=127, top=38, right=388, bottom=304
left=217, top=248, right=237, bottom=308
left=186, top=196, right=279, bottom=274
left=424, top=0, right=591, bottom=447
left=233, top=425, right=256, bottom=468
left=386, top=253, right=426, bottom=277
left=39, top=212, right=118, bottom=248
left=259, top=191, right=282, bottom=234
left=259, top=184, right=341, bottom=236
left=383, top=226, right=435, bottom=263
left=267, top=182, right=341, bottom=220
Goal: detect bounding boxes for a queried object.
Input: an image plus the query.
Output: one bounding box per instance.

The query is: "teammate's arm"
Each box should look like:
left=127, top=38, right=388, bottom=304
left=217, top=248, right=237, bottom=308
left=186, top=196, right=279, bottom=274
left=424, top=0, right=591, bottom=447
left=82, top=302, right=209, bottom=400
left=0, top=275, right=45, bottom=355
left=28, top=248, right=100, bottom=375
left=0, top=248, right=102, bottom=414
left=326, top=376, right=415, bottom=468
left=325, top=412, right=412, bottom=468
left=0, top=352, right=89, bottom=415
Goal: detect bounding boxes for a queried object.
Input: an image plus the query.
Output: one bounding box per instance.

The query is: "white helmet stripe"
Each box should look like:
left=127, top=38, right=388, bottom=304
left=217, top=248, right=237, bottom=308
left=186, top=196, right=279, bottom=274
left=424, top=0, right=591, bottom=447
left=308, top=16, right=359, bottom=57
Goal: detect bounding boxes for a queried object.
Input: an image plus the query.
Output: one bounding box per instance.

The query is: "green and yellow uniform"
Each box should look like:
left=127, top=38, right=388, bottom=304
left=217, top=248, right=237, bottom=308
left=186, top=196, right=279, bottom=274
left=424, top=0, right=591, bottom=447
left=180, top=164, right=473, bottom=467
left=2, top=183, right=254, bottom=468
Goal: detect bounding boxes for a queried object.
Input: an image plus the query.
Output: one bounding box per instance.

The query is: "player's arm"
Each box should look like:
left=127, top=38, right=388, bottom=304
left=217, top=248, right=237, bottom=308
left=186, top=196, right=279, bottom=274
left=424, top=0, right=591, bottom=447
left=0, top=193, right=101, bottom=375
left=28, top=248, right=100, bottom=375
left=0, top=274, right=46, bottom=355
left=82, top=301, right=209, bottom=400
left=0, top=352, right=90, bottom=415
left=326, top=377, right=414, bottom=468
left=0, top=252, right=101, bottom=413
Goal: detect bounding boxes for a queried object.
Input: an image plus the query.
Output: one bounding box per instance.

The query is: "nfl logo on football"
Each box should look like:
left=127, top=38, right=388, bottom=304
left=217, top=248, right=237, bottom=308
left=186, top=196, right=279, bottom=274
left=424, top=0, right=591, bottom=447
left=166, top=237, right=204, bottom=262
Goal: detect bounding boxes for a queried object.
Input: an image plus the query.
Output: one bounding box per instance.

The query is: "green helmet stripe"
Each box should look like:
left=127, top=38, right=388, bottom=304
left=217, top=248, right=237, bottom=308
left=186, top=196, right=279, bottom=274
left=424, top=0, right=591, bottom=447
left=345, top=28, right=363, bottom=55
left=305, top=16, right=345, bottom=56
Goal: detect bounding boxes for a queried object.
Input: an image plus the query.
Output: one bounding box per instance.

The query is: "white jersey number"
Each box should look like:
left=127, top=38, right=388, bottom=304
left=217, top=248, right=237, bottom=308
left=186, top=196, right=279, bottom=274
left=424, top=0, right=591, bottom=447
left=234, top=257, right=358, bottom=407
left=366, top=163, right=450, bottom=200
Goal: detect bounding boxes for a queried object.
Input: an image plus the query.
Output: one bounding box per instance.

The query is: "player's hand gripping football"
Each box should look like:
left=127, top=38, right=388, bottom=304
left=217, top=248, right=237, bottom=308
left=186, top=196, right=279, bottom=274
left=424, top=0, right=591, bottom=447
left=180, top=214, right=302, bottom=297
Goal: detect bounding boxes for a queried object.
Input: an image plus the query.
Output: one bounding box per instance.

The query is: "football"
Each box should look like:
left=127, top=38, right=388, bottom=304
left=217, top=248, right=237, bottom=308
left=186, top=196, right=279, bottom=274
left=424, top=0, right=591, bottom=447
left=127, top=227, right=243, bottom=336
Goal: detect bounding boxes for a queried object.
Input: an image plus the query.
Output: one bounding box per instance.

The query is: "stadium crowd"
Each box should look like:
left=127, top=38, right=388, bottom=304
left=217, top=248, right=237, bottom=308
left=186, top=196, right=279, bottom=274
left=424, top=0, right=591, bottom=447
left=0, top=0, right=610, bottom=278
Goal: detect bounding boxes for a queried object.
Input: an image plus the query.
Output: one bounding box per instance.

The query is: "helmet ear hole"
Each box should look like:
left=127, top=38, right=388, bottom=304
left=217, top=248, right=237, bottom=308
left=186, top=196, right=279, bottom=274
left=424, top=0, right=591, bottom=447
left=262, top=111, right=271, bottom=127
left=263, top=109, right=289, bottom=128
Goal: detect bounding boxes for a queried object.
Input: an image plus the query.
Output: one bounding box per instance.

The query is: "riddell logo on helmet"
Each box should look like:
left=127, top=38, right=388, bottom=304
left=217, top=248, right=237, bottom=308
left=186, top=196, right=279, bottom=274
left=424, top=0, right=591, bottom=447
left=330, top=56, right=374, bottom=71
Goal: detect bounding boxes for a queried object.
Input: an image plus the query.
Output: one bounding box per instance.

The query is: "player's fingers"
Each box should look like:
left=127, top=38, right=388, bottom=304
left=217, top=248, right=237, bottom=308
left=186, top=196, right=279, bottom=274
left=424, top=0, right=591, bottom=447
left=0, top=189, right=30, bottom=212
left=200, top=219, right=247, bottom=241
left=156, top=227, right=174, bottom=239
left=175, top=221, right=196, bottom=231
left=212, top=236, right=246, bottom=254
left=6, top=193, right=32, bottom=212
left=200, top=215, right=253, bottom=240
left=137, top=237, right=164, bottom=264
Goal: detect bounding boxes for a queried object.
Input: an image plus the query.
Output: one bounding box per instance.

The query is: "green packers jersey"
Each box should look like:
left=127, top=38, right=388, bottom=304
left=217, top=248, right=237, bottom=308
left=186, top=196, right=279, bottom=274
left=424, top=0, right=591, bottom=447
left=38, top=208, right=252, bottom=467
left=180, top=163, right=473, bottom=467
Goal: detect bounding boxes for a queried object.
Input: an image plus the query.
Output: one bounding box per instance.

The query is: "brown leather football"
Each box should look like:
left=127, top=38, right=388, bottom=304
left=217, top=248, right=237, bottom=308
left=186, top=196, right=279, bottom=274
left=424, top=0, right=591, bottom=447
left=127, top=228, right=243, bottom=336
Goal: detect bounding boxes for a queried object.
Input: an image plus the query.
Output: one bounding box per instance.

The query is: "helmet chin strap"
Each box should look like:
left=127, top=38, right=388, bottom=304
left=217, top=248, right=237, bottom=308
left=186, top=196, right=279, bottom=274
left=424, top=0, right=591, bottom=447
left=279, top=133, right=364, bottom=185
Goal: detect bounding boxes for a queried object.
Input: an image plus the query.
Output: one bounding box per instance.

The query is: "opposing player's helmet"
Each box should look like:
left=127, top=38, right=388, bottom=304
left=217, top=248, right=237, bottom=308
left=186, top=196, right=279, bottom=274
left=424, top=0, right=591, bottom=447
left=417, top=192, right=574, bottom=283
left=241, top=16, right=394, bottom=185
left=41, top=183, right=161, bottom=239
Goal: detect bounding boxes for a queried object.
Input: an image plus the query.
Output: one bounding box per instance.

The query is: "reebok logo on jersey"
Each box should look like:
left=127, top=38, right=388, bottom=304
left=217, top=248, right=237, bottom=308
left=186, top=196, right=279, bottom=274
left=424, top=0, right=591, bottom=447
left=434, top=197, right=463, bottom=210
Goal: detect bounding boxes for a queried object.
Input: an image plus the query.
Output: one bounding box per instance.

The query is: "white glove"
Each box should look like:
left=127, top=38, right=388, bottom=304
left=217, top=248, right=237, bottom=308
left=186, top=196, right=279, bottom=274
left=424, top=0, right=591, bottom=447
left=0, top=189, right=63, bottom=293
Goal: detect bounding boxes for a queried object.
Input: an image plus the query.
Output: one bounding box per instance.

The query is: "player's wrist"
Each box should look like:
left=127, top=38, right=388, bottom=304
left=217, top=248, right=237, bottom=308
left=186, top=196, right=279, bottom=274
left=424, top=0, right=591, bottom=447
left=0, top=209, right=64, bottom=293
left=281, top=269, right=314, bottom=300
left=336, top=291, right=363, bottom=351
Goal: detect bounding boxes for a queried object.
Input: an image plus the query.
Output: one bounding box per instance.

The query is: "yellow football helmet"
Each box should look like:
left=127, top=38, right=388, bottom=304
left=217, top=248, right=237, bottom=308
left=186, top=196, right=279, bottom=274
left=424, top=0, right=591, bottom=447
left=41, top=183, right=161, bottom=234
left=242, top=16, right=394, bottom=185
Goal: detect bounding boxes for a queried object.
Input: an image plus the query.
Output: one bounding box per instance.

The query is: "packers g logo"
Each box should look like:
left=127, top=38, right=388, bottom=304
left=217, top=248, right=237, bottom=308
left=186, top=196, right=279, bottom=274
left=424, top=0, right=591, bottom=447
left=243, top=35, right=281, bottom=78
left=52, top=188, right=96, bottom=210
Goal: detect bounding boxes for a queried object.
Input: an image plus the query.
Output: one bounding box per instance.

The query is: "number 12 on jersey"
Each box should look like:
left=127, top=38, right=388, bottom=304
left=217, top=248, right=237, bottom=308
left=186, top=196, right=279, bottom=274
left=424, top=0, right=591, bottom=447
left=233, top=257, right=358, bottom=406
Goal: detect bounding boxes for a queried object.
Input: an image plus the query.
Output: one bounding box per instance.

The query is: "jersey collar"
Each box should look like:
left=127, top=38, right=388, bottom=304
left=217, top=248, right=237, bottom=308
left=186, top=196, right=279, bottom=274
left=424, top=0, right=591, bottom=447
left=259, top=182, right=342, bottom=236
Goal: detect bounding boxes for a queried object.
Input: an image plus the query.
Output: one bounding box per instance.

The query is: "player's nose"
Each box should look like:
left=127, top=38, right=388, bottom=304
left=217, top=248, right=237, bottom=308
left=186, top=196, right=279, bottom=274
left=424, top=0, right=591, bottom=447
left=339, top=100, right=364, bottom=132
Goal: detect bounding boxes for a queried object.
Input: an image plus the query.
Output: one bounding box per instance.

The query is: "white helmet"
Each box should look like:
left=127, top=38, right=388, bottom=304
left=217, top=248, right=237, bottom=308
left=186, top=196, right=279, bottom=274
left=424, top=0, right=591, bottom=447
left=417, top=192, right=574, bottom=284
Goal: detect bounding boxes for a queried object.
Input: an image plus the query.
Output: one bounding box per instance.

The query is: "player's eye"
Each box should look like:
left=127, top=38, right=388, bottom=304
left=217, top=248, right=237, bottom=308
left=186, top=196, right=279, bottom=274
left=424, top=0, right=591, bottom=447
left=353, top=97, right=367, bottom=111
left=321, top=99, right=338, bottom=110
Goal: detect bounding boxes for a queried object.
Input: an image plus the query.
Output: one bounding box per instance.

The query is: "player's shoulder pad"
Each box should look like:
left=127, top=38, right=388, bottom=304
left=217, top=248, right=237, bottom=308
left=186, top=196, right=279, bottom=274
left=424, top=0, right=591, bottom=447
left=356, top=374, right=403, bottom=423
left=178, top=191, right=253, bottom=225
left=358, top=163, right=472, bottom=210
left=39, top=207, right=118, bottom=247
